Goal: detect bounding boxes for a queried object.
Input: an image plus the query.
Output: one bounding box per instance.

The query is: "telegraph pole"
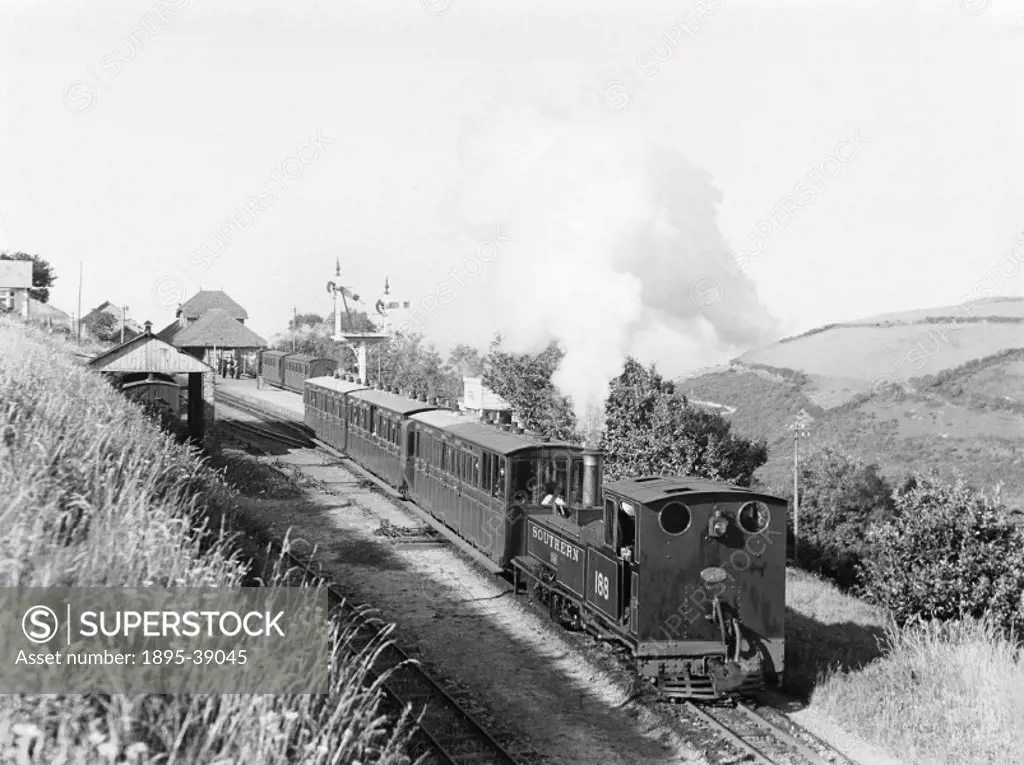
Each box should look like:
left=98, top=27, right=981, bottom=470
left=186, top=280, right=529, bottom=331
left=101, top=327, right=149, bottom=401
left=292, top=307, right=297, bottom=352
left=121, top=305, right=128, bottom=344
left=788, top=409, right=814, bottom=565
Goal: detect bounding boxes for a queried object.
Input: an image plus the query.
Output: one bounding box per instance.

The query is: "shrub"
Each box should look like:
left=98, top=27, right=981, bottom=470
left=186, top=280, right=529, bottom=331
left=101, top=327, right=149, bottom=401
left=859, top=474, right=1024, bottom=637
left=794, top=447, right=894, bottom=588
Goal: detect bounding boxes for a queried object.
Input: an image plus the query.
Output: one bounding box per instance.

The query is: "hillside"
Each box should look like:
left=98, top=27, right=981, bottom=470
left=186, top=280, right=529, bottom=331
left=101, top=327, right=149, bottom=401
left=680, top=298, right=1024, bottom=506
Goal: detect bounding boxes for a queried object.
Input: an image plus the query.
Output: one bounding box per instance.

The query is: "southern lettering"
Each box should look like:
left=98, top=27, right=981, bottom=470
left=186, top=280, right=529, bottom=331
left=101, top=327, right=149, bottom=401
left=531, top=524, right=581, bottom=563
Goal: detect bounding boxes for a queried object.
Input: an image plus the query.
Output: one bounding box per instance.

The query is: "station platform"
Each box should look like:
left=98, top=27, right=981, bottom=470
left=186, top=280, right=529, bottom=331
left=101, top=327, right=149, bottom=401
left=215, top=377, right=305, bottom=422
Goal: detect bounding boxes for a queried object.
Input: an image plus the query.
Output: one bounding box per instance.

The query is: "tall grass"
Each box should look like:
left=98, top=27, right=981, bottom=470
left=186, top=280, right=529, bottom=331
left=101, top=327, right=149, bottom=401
left=0, top=318, right=420, bottom=764
left=786, top=569, right=1024, bottom=765
left=813, top=618, right=1024, bottom=765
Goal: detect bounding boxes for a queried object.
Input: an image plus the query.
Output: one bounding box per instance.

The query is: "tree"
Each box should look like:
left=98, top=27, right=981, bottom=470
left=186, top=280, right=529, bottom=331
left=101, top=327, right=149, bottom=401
left=370, top=332, right=463, bottom=403
left=83, top=312, right=118, bottom=342
left=482, top=338, right=578, bottom=441
left=860, top=475, right=1024, bottom=637
left=601, top=358, right=768, bottom=485
left=288, top=312, right=324, bottom=331
left=794, top=446, right=894, bottom=588
left=446, top=344, right=485, bottom=378
left=0, top=252, right=57, bottom=303
left=326, top=309, right=379, bottom=334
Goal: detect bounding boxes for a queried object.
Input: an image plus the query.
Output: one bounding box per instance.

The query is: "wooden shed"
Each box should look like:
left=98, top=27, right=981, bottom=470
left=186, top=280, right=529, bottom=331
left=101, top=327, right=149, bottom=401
left=88, top=321, right=215, bottom=446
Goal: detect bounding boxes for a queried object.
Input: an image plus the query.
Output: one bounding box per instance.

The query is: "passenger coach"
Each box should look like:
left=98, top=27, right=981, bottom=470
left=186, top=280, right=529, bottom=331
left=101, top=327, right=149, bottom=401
left=304, top=376, right=368, bottom=448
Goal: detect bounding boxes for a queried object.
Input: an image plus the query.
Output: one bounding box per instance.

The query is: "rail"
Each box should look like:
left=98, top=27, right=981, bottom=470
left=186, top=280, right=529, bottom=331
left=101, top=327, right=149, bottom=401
left=684, top=701, right=851, bottom=765
left=215, top=399, right=528, bottom=765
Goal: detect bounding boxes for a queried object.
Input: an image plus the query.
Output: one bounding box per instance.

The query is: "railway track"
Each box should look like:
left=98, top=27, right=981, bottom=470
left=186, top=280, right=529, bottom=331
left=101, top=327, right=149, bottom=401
left=683, top=700, right=853, bottom=765
left=214, top=397, right=532, bottom=765
left=215, top=386, right=862, bottom=765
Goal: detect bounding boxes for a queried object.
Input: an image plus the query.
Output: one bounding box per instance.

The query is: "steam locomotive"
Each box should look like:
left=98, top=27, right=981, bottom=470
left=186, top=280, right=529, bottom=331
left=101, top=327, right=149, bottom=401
left=302, top=375, right=786, bottom=701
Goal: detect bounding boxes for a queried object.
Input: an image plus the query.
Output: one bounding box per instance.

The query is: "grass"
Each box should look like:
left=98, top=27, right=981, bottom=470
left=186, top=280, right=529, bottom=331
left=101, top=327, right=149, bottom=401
left=785, top=568, right=1024, bottom=765
left=0, top=317, right=421, bottom=764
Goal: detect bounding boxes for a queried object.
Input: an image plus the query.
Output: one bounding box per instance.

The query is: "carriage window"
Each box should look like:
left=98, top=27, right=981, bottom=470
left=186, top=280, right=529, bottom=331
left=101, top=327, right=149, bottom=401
left=471, top=455, right=480, bottom=486
left=511, top=459, right=540, bottom=505
left=496, top=457, right=506, bottom=497
left=539, top=457, right=569, bottom=504
left=481, top=453, right=492, bottom=492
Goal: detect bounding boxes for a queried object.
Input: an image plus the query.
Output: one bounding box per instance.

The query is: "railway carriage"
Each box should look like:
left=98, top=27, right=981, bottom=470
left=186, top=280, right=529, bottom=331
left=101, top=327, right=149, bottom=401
left=345, top=389, right=434, bottom=491
left=298, top=380, right=787, bottom=701
left=258, top=350, right=289, bottom=389
left=283, top=355, right=337, bottom=394
left=304, top=376, right=368, bottom=448
left=407, top=411, right=587, bottom=563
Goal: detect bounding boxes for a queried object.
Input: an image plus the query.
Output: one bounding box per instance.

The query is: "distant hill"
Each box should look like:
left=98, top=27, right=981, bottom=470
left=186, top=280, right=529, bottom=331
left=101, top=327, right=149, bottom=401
left=680, top=298, right=1024, bottom=507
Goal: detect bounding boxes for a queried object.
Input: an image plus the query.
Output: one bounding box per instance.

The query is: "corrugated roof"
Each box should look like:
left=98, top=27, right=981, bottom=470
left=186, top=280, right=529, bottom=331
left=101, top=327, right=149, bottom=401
left=0, top=260, right=32, bottom=288
left=178, top=290, right=248, bottom=321
left=603, top=476, right=783, bottom=506
left=88, top=332, right=212, bottom=374
left=305, top=376, right=368, bottom=395
left=172, top=309, right=267, bottom=348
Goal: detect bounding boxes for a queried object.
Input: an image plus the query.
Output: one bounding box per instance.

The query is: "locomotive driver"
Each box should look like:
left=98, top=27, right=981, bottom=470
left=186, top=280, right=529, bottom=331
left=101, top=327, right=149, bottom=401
left=542, top=483, right=570, bottom=516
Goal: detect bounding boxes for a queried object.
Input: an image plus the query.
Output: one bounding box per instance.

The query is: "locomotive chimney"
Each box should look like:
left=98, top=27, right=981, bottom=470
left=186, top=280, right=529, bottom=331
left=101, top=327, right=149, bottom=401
left=582, top=449, right=603, bottom=508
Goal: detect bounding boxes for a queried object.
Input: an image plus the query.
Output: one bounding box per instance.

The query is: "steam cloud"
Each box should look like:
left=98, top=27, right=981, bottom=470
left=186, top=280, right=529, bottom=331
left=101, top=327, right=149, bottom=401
left=447, top=106, right=778, bottom=426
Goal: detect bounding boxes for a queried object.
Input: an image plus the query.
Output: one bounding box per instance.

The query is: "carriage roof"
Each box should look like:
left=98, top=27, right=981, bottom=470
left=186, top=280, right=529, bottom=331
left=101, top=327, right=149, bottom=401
left=409, top=410, right=580, bottom=457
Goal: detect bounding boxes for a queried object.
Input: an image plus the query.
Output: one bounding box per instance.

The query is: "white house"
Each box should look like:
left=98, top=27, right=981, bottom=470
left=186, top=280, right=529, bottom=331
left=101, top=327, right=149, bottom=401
left=0, top=260, right=32, bottom=318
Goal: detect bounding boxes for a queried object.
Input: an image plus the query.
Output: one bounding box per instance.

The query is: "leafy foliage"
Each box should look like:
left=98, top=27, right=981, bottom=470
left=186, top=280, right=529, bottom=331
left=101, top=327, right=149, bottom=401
left=288, top=312, right=324, bottom=331
left=0, top=251, right=57, bottom=303
left=482, top=337, right=578, bottom=441
left=83, top=311, right=118, bottom=342
left=859, top=475, right=1024, bottom=637
left=794, top=446, right=894, bottom=588
left=602, top=358, right=768, bottom=484
left=370, top=332, right=460, bottom=402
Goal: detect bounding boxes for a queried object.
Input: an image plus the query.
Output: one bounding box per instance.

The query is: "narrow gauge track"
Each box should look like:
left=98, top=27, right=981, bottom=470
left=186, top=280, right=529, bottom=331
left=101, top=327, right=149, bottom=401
left=682, top=700, right=851, bottom=765
left=214, top=402, right=532, bottom=765
left=215, top=388, right=860, bottom=765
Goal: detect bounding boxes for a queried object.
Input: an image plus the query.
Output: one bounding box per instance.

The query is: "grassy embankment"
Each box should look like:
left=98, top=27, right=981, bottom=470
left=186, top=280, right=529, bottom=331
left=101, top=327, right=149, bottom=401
left=785, top=568, right=1024, bottom=765
left=0, top=318, right=419, bottom=764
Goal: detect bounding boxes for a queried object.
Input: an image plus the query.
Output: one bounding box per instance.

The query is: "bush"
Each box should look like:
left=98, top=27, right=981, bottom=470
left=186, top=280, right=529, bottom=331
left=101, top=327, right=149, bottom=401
left=794, top=447, right=894, bottom=588
left=860, top=475, right=1024, bottom=637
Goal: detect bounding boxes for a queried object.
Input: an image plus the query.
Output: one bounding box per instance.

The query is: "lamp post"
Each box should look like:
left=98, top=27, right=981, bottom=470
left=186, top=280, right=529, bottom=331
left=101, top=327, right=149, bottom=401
left=788, top=409, right=814, bottom=565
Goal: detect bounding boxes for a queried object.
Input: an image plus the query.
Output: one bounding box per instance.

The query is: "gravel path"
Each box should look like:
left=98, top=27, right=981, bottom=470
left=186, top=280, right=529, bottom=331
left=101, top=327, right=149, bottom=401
left=234, top=448, right=704, bottom=765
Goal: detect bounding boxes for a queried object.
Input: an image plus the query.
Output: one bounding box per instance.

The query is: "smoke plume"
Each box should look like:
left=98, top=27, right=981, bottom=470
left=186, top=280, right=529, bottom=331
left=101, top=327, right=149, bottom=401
left=448, top=106, right=778, bottom=424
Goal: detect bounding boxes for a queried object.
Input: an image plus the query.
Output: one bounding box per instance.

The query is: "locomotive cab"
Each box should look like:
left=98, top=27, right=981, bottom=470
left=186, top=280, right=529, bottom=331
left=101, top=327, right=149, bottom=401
left=604, top=477, right=787, bottom=701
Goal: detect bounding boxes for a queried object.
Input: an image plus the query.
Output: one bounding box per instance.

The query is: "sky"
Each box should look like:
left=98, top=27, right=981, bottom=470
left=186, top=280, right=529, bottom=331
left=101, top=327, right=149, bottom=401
left=3, top=0, right=1024, bottom=396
